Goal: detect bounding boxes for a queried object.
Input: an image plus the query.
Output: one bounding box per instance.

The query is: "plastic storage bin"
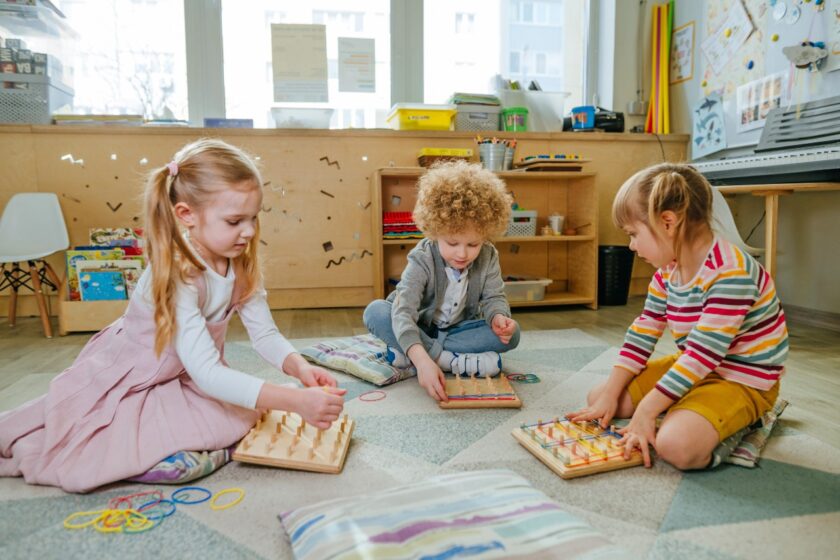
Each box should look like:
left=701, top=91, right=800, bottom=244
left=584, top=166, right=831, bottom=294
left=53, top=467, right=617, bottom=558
left=271, top=107, right=334, bottom=129
left=503, top=277, right=553, bottom=302
left=454, top=103, right=501, bottom=131
left=0, top=73, right=73, bottom=124
left=598, top=245, right=635, bottom=306
left=505, top=210, right=537, bottom=236
left=498, top=91, right=569, bottom=131
left=386, top=103, right=456, bottom=131
left=501, top=107, right=528, bottom=131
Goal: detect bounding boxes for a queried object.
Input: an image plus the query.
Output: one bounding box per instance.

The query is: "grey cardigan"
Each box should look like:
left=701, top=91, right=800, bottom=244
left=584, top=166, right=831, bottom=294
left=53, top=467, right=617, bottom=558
left=387, top=238, right=511, bottom=352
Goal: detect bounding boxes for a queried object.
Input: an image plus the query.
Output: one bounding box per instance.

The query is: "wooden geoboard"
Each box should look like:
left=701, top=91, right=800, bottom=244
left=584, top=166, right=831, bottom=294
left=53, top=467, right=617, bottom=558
left=512, top=418, right=643, bottom=479
left=439, top=374, right=522, bottom=409
left=232, top=410, right=354, bottom=474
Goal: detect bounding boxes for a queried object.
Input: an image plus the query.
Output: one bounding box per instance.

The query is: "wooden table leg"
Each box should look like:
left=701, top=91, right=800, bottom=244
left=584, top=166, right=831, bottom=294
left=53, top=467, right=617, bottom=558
left=7, top=264, right=19, bottom=328
left=753, top=190, right=791, bottom=279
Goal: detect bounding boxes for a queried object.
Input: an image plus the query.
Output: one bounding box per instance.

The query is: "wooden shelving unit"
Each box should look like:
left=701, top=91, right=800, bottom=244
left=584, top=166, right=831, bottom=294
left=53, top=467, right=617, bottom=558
left=372, top=167, right=598, bottom=309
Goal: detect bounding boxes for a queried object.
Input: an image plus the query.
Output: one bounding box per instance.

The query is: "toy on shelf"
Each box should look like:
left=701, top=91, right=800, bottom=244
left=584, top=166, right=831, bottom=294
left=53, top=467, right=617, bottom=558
left=232, top=410, right=355, bottom=474
left=513, top=154, right=589, bottom=172
left=440, top=373, right=522, bottom=409
left=512, top=418, right=643, bottom=479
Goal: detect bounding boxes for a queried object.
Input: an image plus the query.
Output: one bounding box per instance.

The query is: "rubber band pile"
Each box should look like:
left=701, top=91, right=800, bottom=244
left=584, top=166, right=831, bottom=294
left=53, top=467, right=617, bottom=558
left=505, top=373, right=541, bottom=383
left=62, top=485, right=245, bottom=535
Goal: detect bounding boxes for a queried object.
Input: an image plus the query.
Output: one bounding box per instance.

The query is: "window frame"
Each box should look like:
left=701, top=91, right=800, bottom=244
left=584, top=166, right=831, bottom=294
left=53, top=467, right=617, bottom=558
left=184, top=0, right=595, bottom=126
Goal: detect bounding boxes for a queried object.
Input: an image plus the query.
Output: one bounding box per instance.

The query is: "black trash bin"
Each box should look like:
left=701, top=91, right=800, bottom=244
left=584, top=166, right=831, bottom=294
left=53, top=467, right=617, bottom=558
left=598, top=245, right=635, bottom=306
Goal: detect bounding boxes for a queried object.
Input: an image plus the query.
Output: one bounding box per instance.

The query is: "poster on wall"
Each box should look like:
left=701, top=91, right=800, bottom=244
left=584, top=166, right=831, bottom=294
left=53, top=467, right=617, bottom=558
left=736, top=71, right=787, bottom=132
left=338, top=38, right=376, bottom=93
left=670, top=21, right=695, bottom=84
left=701, top=0, right=754, bottom=75
left=827, top=0, right=840, bottom=72
left=692, top=93, right=727, bottom=160
left=272, top=24, right=329, bottom=102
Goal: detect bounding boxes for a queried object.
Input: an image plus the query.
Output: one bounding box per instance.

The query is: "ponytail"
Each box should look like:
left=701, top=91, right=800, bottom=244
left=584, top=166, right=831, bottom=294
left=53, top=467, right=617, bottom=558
left=144, top=166, right=205, bottom=355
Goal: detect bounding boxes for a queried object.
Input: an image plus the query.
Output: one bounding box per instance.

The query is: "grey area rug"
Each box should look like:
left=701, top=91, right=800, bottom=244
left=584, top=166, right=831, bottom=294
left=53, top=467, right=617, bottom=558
left=1, top=329, right=839, bottom=559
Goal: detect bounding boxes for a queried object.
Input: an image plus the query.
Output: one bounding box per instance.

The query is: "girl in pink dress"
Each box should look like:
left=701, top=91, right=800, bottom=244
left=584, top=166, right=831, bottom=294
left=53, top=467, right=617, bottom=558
left=0, top=138, right=346, bottom=492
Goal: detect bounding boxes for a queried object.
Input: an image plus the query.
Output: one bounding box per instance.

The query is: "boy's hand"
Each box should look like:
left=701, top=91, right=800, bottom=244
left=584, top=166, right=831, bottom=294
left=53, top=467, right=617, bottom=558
left=567, top=392, right=619, bottom=429
left=295, top=386, right=347, bottom=430
left=417, top=361, right=448, bottom=402
left=491, top=314, right=517, bottom=344
left=296, top=364, right=339, bottom=389
left=617, top=410, right=657, bottom=467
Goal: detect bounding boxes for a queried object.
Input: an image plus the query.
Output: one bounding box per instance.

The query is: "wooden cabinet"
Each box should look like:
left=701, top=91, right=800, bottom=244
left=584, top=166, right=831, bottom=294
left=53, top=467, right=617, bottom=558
left=372, top=167, right=598, bottom=309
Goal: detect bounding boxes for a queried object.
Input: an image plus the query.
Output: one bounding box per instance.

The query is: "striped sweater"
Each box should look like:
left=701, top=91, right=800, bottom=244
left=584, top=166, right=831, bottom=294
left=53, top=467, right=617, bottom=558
left=617, top=237, right=788, bottom=400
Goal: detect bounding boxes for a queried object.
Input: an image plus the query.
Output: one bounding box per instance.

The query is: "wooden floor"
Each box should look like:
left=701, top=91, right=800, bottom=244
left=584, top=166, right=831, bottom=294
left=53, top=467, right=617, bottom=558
left=1, top=297, right=838, bottom=449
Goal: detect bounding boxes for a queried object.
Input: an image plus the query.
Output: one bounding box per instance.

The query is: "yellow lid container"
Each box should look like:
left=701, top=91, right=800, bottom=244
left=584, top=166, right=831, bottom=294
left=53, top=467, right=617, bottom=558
left=386, top=104, right=456, bottom=131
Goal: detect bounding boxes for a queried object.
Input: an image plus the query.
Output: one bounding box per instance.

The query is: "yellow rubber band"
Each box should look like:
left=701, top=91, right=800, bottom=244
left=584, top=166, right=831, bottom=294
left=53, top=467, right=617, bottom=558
left=209, top=488, right=245, bottom=511
left=63, top=509, right=108, bottom=530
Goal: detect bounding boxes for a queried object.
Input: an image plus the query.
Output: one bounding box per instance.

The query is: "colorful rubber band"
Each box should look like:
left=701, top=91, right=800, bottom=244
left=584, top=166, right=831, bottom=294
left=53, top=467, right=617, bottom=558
left=63, top=509, right=108, bottom=530
left=138, top=498, right=177, bottom=521
left=506, top=373, right=540, bottom=383
left=109, top=489, right=164, bottom=510
left=171, top=486, right=212, bottom=505
left=359, top=390, right=386, bottom=402
left=209, top=488, right=245, bottom=511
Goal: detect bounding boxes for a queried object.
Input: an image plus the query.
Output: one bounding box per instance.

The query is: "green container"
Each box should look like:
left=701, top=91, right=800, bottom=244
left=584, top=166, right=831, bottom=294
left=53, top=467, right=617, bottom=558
left=502, top=106, right=529, bottom=131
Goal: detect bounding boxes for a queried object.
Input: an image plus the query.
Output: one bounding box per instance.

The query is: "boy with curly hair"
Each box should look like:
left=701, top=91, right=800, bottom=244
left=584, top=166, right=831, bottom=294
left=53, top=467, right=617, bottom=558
left=363, top=160, right=520, bottom=402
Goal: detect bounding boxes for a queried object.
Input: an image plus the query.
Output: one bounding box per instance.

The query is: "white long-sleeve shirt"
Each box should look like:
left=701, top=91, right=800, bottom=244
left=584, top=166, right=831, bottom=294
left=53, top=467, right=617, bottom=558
left=135, top=258, right=296, bottom=409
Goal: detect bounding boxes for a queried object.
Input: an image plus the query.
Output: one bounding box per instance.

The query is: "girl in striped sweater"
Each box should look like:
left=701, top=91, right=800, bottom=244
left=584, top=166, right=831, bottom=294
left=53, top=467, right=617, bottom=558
left=570, top=163, right=788, bottom=470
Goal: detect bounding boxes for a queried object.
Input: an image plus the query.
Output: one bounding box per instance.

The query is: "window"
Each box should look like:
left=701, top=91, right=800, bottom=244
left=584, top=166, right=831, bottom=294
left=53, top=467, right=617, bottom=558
left=424, top=0, right=584, bottom=110
left=222, top=0, right=390, bottom=128
left=58, top=0, right=188, bottom=119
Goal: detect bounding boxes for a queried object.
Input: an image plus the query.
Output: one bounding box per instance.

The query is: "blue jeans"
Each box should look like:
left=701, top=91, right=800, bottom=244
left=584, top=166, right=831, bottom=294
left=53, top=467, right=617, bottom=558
left=363, top=299, right=520, bottom=360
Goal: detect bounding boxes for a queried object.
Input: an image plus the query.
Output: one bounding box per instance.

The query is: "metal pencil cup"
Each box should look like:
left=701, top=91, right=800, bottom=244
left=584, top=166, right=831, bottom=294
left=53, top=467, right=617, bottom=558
left=479, top=144, right=508, bottom=171
left=504, top=147, right=514, bottom=170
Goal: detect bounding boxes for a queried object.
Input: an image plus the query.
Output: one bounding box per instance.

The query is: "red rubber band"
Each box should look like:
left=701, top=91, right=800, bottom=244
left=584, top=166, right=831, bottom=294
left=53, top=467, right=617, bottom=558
left=359, top=390, right=386, bottom=402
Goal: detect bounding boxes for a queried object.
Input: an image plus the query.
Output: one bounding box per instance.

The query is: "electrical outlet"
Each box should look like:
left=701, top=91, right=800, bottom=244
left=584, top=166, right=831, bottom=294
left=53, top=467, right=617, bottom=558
left=627, top=100, right=647, bottom=116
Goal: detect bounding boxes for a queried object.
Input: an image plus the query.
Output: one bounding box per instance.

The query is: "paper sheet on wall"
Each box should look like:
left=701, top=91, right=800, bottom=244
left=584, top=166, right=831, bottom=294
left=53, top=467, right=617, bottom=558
left=701, top=0, right=754, bottom=75
left=692, top=93, right=727, bottom=160
left=670, top=21, right=695, bottom=84
left=338, top=38, right=375, bottom=93
left=272, top=24, right=329, bottom=102
left=736, top=71, right=788, bottom=132
left=827, top=0, right=840, bottom=72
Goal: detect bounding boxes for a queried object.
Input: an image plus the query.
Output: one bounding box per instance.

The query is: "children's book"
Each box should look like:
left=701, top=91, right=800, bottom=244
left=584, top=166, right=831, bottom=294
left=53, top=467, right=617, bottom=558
left=75, top=259, right=144, bottom=298
left=89, top=227, right=144, bottom=248
left=66, top=248, right=125, bottom=301
left=79, top=270, right=127, bottom=301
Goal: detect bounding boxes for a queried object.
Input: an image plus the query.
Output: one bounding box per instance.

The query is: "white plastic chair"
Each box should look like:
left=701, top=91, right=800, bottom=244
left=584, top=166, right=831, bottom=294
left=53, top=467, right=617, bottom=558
left=0, top=193, right=69, bottom=338
left=711, top=188, right=763, bottom=257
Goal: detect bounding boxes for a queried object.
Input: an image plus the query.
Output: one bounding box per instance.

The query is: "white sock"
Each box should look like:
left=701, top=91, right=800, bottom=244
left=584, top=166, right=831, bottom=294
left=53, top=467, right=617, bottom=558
left=449, top=351, right=502, bottom=377
left=437, top=350, right=456, bottom=372
left=386, top=346, right=412, bottom=368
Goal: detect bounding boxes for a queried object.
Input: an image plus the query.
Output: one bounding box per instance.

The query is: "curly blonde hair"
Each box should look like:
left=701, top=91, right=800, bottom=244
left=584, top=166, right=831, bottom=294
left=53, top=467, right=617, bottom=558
left=413, top=160, right=512, bottom=239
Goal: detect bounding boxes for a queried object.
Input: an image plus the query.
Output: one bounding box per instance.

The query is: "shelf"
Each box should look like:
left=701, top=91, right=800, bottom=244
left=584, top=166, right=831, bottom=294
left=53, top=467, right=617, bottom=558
left=509, top=292, right=595, bottom=308
left=379, top=167, right=595, bottom=180
left=383, top=235, right=595, bottom=246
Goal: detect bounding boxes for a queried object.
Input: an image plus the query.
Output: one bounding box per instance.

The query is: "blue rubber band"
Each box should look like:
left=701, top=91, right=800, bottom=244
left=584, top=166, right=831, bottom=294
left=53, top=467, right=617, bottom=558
left=137, top=498, right=177, bottom=520
left=171, top=486, right=212, bottom=505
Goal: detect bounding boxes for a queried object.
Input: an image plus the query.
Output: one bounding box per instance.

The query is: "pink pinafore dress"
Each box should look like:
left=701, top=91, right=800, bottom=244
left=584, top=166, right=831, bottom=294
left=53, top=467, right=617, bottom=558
left=0, top=273, right=258, bottom=493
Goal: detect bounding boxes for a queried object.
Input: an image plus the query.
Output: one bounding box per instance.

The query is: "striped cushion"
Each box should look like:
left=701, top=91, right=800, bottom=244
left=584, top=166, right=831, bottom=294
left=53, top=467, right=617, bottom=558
left=280, top=469, right=623, bottom=559
left=299, top=334, right=416, bottom=386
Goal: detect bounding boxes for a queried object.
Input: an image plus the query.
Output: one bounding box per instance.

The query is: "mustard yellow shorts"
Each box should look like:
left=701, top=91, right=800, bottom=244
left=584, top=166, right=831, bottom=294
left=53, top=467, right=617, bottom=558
left=626, top=353, right=779, bottom=441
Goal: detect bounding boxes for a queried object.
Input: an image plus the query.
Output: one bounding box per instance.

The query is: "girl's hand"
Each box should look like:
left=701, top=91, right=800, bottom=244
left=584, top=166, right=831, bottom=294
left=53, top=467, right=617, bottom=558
left=417, top=361, right=448, bottom=402
left=296, top=364, right=338, bottom=388
left=567, top=391, right=619, bottom=429
left=491, top=315, right=517, bottom=344
left=617, top=411, right=658, bottom=467
left=295, top=386, right=347, bottom=429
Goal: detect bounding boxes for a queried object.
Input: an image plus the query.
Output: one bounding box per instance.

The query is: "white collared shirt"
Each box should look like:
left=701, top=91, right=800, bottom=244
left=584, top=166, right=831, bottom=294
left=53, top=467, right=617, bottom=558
left=433, top=266, right=469, bottom=328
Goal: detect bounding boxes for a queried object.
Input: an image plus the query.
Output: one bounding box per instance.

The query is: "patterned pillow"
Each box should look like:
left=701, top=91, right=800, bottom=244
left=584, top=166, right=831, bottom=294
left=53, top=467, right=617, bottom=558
left=299, top=334, right=416, bottom=386
left=280, top=469, right=623, bottom=559
left=128, top=447, right=231, bottom=484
